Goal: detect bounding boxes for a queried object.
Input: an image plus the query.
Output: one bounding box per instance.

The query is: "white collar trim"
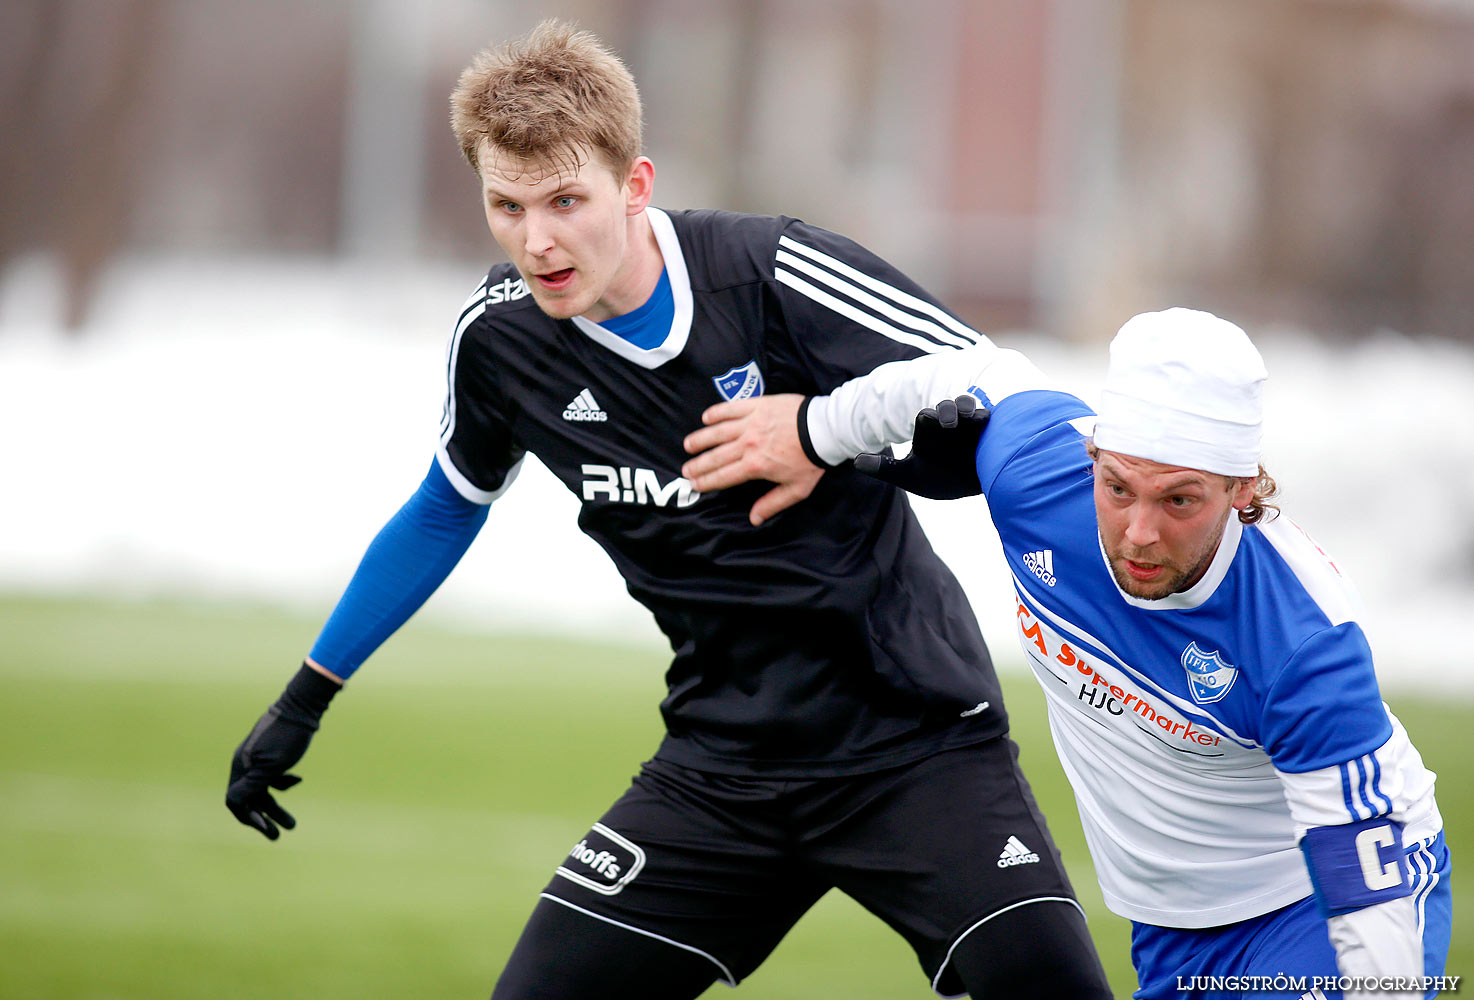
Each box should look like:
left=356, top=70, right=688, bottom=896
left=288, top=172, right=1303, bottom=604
left=570, top=207, right=692, bottom=369
left=1100, top=514, right=1242, bottom=611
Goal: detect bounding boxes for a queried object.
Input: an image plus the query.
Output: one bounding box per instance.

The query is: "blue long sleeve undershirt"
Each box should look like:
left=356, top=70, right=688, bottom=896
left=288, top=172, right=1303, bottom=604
left=310, top=272, right=672, bottom=678
left=309, top=458, right=487, bottom=678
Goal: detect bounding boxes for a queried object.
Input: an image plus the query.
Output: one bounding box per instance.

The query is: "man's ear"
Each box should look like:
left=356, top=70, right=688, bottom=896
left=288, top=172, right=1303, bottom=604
left=1230, top=476, right=1256, bottom=511
left=624, top=156, right=655, bottom=216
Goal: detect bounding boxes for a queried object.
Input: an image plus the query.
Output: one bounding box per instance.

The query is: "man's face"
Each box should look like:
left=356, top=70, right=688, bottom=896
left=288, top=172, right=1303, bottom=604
left=1093, top=450, right=1253, bottom=600
left=478, top=146, right=651, bottom=322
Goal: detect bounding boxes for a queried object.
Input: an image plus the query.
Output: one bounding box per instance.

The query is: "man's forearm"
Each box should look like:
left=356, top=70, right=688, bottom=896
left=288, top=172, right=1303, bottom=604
left=803, top=343, right=1049, bottom=464
left=1327, top=898, right=1424, bottom=999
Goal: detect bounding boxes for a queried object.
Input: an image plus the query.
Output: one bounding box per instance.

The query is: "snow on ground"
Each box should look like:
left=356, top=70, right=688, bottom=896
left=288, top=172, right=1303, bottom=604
left=2, top=253, right=1471, bottom=692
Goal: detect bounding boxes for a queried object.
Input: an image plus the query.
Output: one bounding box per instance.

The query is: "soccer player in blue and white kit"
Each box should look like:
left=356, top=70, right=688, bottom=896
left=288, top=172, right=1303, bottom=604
left=690, top=307, right=1451, bottom=999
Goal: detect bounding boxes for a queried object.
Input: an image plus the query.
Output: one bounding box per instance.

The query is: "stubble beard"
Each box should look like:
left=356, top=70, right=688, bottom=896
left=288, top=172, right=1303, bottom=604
left=1108, top=518, right=1228, bottom=600
left=1108, top=554, right=1195, bottom=600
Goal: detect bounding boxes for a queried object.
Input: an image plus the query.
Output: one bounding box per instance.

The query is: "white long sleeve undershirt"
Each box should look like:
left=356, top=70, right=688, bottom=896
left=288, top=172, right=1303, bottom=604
left=803, top=343, right=1052, bottom=465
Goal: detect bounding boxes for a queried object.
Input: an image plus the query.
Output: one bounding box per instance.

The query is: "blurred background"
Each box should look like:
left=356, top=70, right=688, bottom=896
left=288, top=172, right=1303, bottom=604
left=2, top=0, right=1471, bottom=678
left=8, top=0, right=1474, bottom=335
left=2, top=1, right=1471, bottom=997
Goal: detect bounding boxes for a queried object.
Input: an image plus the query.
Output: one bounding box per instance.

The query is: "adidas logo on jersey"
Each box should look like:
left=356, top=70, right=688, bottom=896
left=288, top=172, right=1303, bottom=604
left=1022, top=549, right=1057, bottom=587
left=997, top=835, right=1041, bottom=868
left=487, top=275, right=530, bottom=305
left=563, top=389, right=608, bottom=422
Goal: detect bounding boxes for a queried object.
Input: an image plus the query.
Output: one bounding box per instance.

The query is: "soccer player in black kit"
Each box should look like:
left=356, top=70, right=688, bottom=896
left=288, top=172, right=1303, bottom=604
left=225, top=19, right=1112, bottom=999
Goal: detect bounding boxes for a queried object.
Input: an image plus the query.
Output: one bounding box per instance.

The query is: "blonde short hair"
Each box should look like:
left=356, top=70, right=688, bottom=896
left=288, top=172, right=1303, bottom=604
left=449, top=19, right=643, bottom=179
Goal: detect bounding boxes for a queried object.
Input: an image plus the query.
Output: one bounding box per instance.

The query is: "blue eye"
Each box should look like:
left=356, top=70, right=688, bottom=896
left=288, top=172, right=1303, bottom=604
left=555, top=196, right=576, bottom=209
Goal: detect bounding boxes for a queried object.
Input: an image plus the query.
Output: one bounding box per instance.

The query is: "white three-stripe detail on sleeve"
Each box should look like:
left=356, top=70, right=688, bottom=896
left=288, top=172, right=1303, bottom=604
left=774, top=235, right=985, bottom=353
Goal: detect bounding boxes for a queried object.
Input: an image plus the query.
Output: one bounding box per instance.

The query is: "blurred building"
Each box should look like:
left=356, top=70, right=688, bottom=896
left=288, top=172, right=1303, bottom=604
left=2, top=0, right=1472, bottom=340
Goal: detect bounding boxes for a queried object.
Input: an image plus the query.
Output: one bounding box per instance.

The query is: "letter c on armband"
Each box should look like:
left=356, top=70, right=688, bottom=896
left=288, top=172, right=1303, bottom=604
left=1355, top=824, right=1402, bottom=890
left=1300, top=818, right=1410, bottom=918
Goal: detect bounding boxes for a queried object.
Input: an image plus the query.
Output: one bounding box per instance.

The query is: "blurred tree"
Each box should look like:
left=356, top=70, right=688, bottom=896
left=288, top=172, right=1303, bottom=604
left=1114, top=0, right=1474, bottom=341
left=3, top=0, right=1471, bottom=342
left=0, top=0, right=161, bottom=332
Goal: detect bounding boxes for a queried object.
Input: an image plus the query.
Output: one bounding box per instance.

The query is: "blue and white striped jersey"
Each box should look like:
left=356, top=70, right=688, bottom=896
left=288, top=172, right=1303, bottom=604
left=810, top=351, right=1441, bottom=928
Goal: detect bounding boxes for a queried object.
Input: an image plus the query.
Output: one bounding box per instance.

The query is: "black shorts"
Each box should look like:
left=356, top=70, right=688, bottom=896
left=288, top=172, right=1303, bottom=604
left=537, top=734, right=1082, bottom=996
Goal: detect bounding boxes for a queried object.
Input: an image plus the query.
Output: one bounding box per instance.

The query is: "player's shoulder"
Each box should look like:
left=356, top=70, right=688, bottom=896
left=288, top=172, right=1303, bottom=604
left=477, top=261, right=536, bottom=311
left=978, top=390, right=1095, bottom=489
left=773, top=214, right=901, bottom=273
left=451, top=261, right=547, bottom=341
left=989, top=386, right=1094, bottom=429
left=662, top=206, right=787, bottom=245
left=661, top=207, right=789, bottom=287
left=657, top=208, right=880, bottom=289
left=1242, top=515, right=1363, bottom=629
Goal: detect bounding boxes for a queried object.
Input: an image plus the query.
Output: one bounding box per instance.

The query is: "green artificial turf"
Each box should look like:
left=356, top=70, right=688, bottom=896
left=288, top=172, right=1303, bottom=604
left=0, top=594, right=1466, bottom=998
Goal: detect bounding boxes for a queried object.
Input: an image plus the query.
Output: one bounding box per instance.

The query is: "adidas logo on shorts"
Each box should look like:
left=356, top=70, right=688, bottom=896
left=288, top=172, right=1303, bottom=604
left=997, top=835, right=1041, bottom=868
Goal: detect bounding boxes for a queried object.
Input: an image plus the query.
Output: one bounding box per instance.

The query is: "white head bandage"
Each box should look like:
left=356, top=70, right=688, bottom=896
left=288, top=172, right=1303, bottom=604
left=1093, top=308, right=1267, bottom=477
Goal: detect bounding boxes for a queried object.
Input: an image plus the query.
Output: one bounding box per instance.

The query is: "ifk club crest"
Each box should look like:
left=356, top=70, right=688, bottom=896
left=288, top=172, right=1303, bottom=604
left=1181, top=642, right=1238, bottom=704
left=712, top=360, right=765, bottom=401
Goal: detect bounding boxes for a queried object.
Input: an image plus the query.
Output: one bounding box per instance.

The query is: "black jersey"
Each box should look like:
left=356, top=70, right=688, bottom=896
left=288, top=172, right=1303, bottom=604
left=439, top=207, right=1007, bottom=776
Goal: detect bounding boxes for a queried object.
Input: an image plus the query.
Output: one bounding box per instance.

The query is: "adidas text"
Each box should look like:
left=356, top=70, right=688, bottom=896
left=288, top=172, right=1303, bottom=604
left=1023, top=549, right=1057, bottom=587
left=997, top=835, right=1041, bottom=868
left=998, top=850, right=1041, bottom=867
left=487, top=276, right=530, bottom=305
left=563, top=389, right=608, bottom=422
left=581, top=464, right=701, bottom=508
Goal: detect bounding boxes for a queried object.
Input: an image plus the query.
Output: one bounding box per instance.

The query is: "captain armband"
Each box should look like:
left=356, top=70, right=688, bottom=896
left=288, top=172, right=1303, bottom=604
left=1300, top=817, right=1410, bottom=918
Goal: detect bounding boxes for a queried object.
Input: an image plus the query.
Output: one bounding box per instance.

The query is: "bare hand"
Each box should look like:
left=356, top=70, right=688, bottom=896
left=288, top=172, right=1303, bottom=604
left=681, top=393, right=823, bottom=526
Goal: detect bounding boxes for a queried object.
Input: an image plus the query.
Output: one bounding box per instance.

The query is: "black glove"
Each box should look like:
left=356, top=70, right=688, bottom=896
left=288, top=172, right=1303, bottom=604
left=226, top=662, right=341, bottom=840
left=853, top=395, right=990, bottom=499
